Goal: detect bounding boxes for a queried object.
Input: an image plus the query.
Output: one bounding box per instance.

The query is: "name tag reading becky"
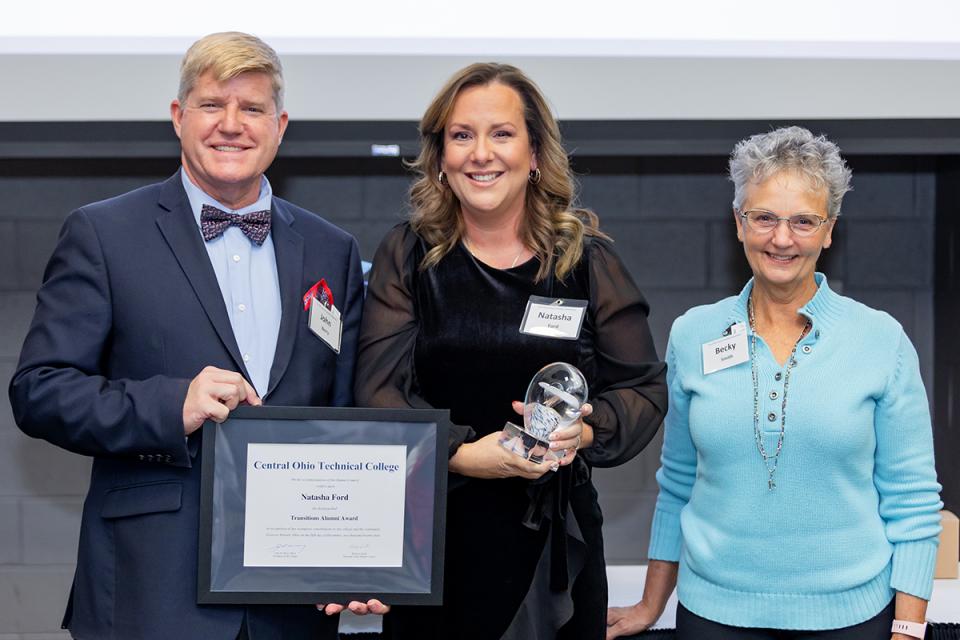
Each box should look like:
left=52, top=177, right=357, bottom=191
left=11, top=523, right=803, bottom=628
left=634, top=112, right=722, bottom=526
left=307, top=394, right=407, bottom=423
left=520, top=296, right=587, bottom=340
left=308, top=296, right=343, bottom=354
left=702, top=322, right=748, bottom=375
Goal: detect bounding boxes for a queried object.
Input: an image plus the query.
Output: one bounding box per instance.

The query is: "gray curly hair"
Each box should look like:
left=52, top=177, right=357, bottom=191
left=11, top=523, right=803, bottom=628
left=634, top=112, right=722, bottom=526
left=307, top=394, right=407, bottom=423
left=729, top=126, right=852, bottom=218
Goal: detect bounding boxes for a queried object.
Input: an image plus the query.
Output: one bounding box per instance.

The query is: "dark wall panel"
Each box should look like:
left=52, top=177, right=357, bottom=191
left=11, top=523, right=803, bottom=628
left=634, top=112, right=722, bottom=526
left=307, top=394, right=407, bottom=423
left=0, top=124, right=948, bottom=634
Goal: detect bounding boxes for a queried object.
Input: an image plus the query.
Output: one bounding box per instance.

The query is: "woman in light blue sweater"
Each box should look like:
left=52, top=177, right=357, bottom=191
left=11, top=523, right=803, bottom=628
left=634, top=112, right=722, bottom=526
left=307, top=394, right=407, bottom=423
left=607, top=127, right=942, bottom=640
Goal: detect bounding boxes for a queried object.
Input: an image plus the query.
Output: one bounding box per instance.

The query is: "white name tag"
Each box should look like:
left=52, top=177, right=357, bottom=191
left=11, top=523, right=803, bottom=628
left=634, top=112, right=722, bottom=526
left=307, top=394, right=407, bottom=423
left=702, top=322, right=748, bottom=375
left=520, top=296, right=587, bottom=340
left=308, top=296, right=343, bottom=354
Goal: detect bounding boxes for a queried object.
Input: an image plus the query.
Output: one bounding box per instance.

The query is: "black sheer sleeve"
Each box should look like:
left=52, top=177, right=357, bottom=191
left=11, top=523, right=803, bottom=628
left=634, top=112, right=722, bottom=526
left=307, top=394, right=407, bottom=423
left=580, top=238, right=668, bottom=468
left=355, top=224, right=476, bottom=456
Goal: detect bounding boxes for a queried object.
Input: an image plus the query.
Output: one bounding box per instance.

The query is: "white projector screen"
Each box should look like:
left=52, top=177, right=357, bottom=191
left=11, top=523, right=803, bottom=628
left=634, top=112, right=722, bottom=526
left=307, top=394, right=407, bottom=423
left=2, top=0, right=960, bottom=121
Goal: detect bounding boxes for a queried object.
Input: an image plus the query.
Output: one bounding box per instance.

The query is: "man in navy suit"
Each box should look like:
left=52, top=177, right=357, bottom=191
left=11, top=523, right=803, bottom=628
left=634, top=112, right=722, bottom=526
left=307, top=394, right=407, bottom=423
left=9, top=32, right=364, bottom=640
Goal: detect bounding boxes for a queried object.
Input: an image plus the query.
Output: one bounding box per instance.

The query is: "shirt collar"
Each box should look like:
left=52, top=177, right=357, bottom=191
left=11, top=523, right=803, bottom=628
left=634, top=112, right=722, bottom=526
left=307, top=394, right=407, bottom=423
left=180, top=168, right=273, bottom=229
left=728, top=272, right=845, bottom=333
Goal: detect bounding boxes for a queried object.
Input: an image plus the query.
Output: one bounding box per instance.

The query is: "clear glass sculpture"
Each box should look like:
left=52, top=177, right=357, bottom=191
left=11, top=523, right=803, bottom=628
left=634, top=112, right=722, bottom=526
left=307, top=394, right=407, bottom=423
left=498, top=362, right=588, bottom=465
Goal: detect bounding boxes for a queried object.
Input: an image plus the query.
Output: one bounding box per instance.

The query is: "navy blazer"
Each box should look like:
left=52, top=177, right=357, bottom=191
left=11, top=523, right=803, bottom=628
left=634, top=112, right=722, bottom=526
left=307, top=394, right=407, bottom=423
left=10, top=173, right=364, bottom=640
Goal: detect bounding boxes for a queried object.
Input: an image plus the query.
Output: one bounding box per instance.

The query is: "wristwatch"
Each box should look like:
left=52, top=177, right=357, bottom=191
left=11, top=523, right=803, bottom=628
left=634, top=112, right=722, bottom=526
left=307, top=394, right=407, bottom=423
left=891, top=619, right=927, bottom=639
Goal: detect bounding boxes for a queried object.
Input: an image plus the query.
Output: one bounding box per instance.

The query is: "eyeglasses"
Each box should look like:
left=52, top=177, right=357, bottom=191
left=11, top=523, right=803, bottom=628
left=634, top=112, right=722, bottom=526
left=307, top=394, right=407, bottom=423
left=738, top=210, right=830, bottom=237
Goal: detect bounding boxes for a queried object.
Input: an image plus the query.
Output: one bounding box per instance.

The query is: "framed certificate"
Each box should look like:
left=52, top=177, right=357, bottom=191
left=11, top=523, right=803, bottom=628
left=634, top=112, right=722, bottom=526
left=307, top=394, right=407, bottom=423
left=198, top=405, right=449, bottom=605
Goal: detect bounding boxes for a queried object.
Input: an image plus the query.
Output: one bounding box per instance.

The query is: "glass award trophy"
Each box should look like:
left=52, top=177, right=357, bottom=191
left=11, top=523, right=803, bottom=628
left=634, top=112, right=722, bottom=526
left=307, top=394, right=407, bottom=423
left=498, top=362, right=588, bottom=465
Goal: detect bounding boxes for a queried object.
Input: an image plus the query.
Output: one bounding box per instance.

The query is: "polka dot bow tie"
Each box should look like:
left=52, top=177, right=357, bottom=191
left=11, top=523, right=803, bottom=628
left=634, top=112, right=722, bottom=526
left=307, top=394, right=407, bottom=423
left=200, top=204, right=271, bottom=246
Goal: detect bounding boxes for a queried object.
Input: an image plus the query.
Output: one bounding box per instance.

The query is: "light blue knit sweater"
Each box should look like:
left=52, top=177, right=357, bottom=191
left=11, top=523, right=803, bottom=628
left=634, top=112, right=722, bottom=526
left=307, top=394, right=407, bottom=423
left=648, top=274, right=942, bottom=630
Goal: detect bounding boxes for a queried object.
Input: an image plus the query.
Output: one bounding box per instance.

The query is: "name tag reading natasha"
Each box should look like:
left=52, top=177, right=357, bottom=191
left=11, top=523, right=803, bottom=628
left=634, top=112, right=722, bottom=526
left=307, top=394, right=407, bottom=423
left=702, top=322, right=748, bottom=374
left=520, top=296, right=587, bottom=340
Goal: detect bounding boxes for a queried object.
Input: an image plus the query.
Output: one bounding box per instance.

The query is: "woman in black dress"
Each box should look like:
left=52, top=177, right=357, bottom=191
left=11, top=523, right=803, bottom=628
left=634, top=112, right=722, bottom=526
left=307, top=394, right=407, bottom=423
left=356, top=63, right=667, bottom=640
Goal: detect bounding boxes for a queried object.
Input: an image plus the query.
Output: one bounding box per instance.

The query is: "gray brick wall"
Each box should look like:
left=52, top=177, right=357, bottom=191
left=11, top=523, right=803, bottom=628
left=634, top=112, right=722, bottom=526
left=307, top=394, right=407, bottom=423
left=0, top=155, right=936, bottom=633
left=0, top=174, right=119, bottom=637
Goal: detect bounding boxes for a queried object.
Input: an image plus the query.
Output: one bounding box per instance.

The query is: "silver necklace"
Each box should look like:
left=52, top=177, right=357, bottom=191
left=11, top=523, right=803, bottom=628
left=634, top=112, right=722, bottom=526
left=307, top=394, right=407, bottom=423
left=748, top=296, right=810, bottom=491
left=464, top=237, right=525, bottom=268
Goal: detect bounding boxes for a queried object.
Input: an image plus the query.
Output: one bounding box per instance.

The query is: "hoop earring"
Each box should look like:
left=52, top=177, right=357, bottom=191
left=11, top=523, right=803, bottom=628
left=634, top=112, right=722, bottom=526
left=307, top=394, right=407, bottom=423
left=437, top=171, right=446, bottom=185
left=528, top=168, right=542, bottom=185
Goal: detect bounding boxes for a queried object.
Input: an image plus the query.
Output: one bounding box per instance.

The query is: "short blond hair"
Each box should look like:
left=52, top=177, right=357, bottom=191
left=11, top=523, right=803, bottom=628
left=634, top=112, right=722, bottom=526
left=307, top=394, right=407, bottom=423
left=178, top=32, right=284, bottom=111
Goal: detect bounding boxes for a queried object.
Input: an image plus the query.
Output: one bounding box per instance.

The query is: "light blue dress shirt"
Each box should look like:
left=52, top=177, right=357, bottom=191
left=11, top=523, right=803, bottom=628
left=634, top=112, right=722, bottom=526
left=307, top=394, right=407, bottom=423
left=181, top=169, right=281, bottom=397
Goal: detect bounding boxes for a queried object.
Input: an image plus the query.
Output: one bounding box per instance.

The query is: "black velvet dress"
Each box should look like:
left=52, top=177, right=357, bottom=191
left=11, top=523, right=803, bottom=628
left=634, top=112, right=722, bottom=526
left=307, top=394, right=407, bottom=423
left=356, top=223, right=667, bottom=640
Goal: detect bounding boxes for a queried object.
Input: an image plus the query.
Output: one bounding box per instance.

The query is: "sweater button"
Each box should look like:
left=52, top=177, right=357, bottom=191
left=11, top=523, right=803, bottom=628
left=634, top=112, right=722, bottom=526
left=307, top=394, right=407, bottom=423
left=767, top=412, right=777, bottom=422
left=801, top=345, right=812, bottom=354
left=774, top=372, right=782, bottom=381
left=769, top=390, right=778, bottom=400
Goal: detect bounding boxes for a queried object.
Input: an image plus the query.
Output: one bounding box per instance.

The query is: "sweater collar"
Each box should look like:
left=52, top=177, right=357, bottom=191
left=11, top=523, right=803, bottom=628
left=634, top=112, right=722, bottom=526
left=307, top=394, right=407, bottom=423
left=728, top=273, right=845, bottom=333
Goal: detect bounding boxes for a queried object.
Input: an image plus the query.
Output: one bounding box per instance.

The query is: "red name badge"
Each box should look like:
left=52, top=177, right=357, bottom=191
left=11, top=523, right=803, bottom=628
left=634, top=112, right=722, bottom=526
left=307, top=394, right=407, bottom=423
left=304, top=279, right=342, bottom=354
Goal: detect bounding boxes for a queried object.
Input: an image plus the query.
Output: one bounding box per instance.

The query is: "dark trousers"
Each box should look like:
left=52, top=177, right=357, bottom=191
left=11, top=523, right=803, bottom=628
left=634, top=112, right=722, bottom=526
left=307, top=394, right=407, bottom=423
left=676, top=599, right=895, bottom=640
left=235, top=611, right=339, bottom=640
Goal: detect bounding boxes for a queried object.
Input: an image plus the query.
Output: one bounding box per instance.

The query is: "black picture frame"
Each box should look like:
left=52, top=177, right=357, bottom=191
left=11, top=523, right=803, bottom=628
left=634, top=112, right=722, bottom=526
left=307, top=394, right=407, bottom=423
left=198, top=405, right=448, bottom=605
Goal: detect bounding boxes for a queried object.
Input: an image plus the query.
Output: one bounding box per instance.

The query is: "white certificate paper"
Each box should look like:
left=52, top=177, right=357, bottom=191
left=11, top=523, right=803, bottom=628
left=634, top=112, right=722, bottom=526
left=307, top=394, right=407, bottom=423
left=243, top=443, right=407, bottom=568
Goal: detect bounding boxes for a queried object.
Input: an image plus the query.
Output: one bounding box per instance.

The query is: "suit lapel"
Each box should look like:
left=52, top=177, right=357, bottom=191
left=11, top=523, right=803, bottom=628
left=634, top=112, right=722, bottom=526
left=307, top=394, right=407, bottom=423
left=265, top=199, right=304, bottom=399
left=154, top=173, right=251, bottom=381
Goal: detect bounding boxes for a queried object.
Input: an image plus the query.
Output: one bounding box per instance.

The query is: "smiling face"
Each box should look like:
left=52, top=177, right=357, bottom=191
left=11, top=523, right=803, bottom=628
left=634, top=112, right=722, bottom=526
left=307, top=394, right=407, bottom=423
left=736, top=170, right=835, bottom=294
left=440, top=82, right=537, bottom=225
left=171, top=70, right=288, bottom=209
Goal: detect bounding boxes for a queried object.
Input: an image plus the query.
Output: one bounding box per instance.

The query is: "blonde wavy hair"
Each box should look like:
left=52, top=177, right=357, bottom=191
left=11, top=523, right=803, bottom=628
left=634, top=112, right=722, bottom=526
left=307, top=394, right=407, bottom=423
left=409, top=63, right=605, bottom=282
